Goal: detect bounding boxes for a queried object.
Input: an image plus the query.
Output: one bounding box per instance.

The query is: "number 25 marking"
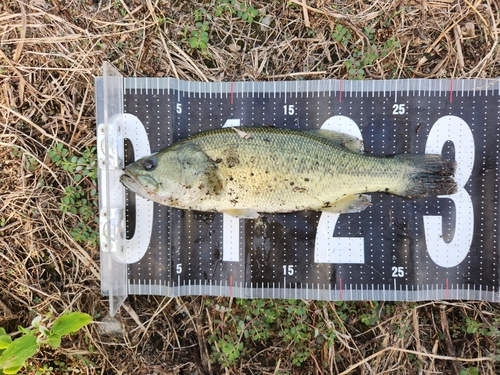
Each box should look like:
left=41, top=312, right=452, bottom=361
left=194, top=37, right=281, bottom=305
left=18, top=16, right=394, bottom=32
left=392, top=266, right=405, bottom=277
left=392, top=103, right=406, bottom=115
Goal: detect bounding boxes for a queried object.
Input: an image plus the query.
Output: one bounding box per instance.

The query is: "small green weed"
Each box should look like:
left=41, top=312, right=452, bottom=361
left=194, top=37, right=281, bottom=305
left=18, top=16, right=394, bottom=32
left=35, top=363, right=53, bottom=375
left=0, top=311, right=92, bottom=374
left=189, top=9, right=210, bottom=50
left=331, top=23, right=400, bottom=79
left=207, top=299, right=338, bottom=368
left=24, top=155, right=38, bottom=172
left=359, top=301, right=380, bottom=327
left=213, top=0, right=259, bottom=23
left=332, top=24, right=352, bottom=46
left=32, top=357, right=96, bottom=375
left=460, top=367, right=479, bottom=375
left=184, top=0, right=263, bottom=52
left=112, top=0, right=127, bottom=17
left=465, top=317, right=484, bottom=335
left=48, top=143, right=99, bottom=247
left=465, top=315, right=500, bottom=338
left=10, top=146, right=38, bottom=172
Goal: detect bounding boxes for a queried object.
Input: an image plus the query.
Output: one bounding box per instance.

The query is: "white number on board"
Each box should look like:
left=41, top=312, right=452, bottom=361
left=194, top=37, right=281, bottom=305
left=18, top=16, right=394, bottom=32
left=314, top=116, right=365, bottom=264
left=392, top=103, right=406, bottom=115
left=283, top=104, right=295, bottom=115
left=283, top=265, right=295, bottom=276
left=313, top=115, right=474, bottom=269
left=424, top=116, right=474, bottom=268
left=392, top=266, right=405, bottom=278
left=222, top=119, right=242, bottom=262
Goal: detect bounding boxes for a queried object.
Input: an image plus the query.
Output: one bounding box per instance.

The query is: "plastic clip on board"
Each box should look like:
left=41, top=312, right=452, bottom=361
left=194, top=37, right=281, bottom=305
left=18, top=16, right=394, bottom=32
left=96, top=63, right=500, bottom=315
left=96, top=63, right=154, bottom=315
left=96, top=62, right=127, bottom=317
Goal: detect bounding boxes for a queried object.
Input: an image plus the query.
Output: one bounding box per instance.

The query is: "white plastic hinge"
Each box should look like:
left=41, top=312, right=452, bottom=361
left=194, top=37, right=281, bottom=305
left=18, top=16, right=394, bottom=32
left=99, top=208, right=124, bottom=254
left=98, top=121, right=124, bottom=170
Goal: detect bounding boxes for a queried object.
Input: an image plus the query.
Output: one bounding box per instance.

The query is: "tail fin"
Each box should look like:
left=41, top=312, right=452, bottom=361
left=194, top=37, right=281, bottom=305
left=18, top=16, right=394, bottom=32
left=395, top=154, right=457, bottom=198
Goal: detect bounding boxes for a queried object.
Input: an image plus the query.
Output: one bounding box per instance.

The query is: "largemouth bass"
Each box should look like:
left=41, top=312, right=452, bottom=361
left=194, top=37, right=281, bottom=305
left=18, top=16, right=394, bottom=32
left=120, top=126, right=457, bottom=219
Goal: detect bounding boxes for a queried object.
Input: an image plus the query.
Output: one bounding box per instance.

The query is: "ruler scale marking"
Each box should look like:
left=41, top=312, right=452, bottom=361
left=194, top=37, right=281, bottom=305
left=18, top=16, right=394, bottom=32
left=106, top=76, right=500, bottom=304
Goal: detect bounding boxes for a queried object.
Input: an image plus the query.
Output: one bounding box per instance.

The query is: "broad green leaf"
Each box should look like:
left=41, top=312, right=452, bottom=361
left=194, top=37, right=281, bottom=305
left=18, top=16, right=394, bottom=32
left=0, top=332, right=11, bottom=350
left=46, top=334, right=61, bottom=350
left=3, top=364, right=23, bottom=374
left=0, top=335, right=37, bottom=372
left=50, top=312, right=92, bottom=336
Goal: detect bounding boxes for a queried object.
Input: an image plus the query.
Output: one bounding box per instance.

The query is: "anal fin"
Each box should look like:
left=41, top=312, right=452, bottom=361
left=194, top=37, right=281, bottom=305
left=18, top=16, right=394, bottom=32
left=222, top=208, right=260, bottom=219
left=320, top=194, right=372, bottom=214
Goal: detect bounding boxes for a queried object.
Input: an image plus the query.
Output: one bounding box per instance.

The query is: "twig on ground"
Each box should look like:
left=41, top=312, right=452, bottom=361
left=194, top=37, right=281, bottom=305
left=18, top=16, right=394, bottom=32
left=453, top=25, right=465, bottom=72
left=412, top=308, right=424, bottom=364
left=338, top=346, right=493, bottom=375
left=440, top=305, right=462, bottom=375
left=301, top=0, right=310, bottom=28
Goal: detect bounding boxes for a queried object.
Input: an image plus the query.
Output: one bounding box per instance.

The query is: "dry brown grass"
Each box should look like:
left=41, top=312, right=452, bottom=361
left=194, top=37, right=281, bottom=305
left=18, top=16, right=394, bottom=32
left=1, top=0, right=500, bottom=374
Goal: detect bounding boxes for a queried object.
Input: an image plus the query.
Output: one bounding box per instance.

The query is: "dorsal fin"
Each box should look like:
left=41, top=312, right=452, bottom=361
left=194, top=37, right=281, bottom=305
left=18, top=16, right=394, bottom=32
left=305, top=129, right=364, bottom=152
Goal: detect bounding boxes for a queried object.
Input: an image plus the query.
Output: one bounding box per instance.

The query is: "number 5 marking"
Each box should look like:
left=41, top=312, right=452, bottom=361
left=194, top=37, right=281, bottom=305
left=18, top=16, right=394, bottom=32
left=424, top=116, right=474, bottom=268
left=314, top=116, right=365, bottom=264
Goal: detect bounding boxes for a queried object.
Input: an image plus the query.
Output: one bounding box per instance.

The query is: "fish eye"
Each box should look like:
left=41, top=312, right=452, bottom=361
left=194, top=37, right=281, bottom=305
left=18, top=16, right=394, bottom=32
left=143, top=158, right=157, bottom=171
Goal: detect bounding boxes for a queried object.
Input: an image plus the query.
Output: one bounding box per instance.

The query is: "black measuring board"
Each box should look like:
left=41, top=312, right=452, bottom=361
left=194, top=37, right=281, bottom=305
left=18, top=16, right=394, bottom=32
left=119, top=78, right=499, bottom=302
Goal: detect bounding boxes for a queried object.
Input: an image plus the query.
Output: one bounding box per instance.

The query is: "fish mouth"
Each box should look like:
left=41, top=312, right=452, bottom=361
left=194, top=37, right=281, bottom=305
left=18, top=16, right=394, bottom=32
left=120, top=170, right=159, bottom=198
left=120, top=172, right=139, bottom=190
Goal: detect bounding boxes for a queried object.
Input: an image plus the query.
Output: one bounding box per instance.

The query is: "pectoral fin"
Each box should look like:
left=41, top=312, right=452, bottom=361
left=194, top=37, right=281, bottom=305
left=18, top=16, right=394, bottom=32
left=222, top=208, right=260, bottom=219
left=320, top=194, right=372, bottom=214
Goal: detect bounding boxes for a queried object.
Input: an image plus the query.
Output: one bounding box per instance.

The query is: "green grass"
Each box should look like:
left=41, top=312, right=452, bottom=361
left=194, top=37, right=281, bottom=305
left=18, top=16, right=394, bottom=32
left=48, top=144, right=99, bottom=247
